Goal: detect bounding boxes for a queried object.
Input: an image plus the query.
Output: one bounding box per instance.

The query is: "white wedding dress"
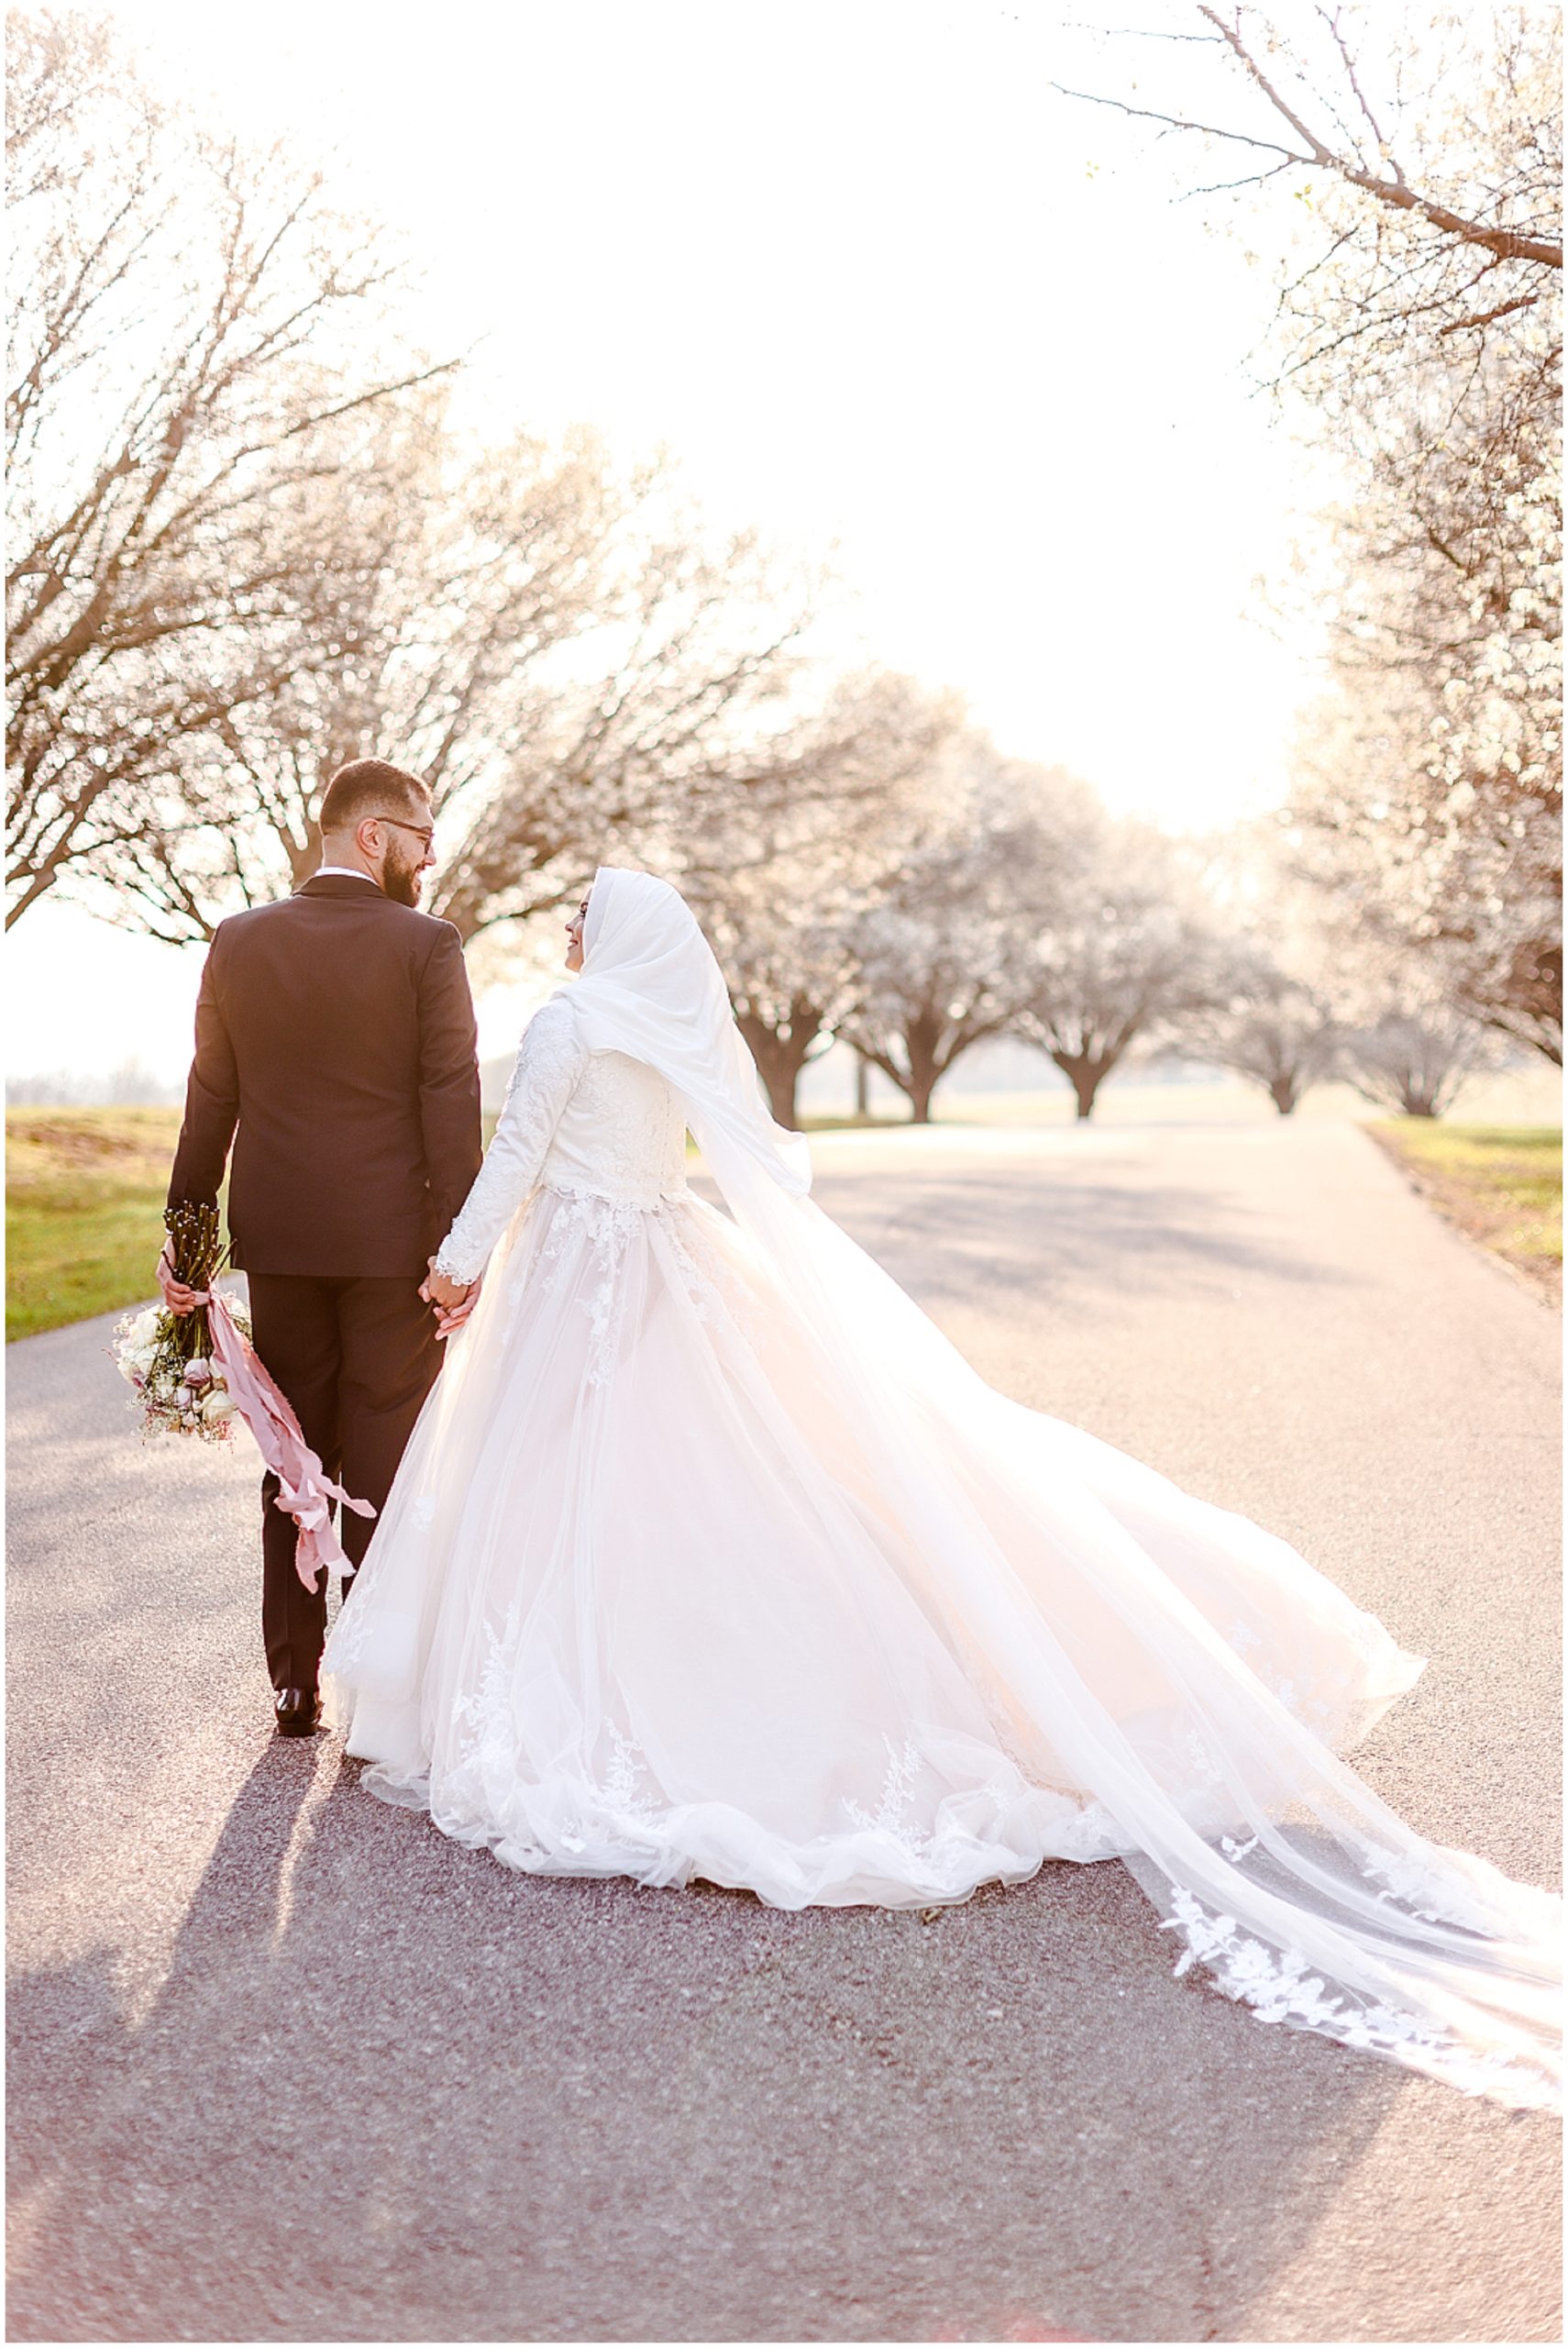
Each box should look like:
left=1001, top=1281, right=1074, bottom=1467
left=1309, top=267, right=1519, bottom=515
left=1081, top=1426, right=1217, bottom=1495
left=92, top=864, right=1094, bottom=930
left=324, top=869, right=1561, bottom=2109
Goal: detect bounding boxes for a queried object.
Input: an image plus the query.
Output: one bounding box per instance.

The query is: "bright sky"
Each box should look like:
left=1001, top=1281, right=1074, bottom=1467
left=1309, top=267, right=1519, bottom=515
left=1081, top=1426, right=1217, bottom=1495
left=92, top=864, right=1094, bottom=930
left=9, top=0, right=1337, bottom=1086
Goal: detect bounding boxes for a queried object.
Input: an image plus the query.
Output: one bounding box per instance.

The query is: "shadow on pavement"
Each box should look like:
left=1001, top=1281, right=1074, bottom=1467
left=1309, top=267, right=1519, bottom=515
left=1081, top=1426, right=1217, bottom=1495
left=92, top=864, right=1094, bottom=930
left=823, top=1166, right=1353, bottom=1324
left=8, top=1733, right=1408, bottom=2344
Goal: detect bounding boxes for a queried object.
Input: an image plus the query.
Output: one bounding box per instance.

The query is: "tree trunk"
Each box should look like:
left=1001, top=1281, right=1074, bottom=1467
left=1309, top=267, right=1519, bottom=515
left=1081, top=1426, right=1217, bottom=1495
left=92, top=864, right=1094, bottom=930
left=734, top=1004, right=824, bottom=1131
left=901, top=1011, right=946, bottom=1124
left=734, top=1023, right=801, bottom=1127
left=854, top=1053, right=870, bottom=1117
left=1052, top=1052, right=1114, bottom=1120
left=1269, top=1074, right=1299, bottom=1115
left=764, top=1061, right=801, bottom=1128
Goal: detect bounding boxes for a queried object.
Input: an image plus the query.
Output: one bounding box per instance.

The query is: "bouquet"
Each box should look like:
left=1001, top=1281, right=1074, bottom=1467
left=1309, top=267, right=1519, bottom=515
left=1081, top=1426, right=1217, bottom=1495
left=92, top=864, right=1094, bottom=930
left=113, top=1202, right=249, bottom=1443
left=111, top=1199, right=374, bottom=1589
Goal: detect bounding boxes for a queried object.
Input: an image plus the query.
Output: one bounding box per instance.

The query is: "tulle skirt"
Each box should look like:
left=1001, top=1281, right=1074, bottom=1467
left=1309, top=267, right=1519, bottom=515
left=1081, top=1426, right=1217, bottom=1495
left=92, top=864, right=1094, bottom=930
left=324, top=1179, right=1427, bottom=1897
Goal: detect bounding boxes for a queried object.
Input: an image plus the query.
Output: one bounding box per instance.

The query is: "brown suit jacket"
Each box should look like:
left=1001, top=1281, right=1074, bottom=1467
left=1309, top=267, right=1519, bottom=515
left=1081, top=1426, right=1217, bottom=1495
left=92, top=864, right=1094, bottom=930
left=168, top=874, right=483, bottom=1278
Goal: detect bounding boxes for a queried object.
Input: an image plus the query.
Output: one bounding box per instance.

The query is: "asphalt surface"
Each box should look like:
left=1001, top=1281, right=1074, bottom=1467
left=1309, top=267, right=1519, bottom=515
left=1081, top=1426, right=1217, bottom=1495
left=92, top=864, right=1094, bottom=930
left=6, top=1116, right=1561, bottom=2344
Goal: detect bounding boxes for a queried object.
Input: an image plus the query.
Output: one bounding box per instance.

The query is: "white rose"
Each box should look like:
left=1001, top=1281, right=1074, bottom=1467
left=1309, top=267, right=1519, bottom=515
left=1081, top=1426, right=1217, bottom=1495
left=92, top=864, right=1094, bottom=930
left=201, top=1390, right=236, bottom=1425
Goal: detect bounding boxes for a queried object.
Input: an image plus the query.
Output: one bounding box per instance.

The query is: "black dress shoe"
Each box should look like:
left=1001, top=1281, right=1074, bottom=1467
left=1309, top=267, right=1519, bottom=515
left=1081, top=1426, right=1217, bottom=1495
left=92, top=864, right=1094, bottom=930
left=273, top=1685, right=320, bottom=1737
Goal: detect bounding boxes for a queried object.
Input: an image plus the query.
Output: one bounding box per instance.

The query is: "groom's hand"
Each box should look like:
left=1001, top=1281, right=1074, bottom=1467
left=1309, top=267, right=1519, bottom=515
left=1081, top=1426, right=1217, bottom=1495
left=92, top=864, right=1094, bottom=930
left=156, top=1243, right=202, bottom=1318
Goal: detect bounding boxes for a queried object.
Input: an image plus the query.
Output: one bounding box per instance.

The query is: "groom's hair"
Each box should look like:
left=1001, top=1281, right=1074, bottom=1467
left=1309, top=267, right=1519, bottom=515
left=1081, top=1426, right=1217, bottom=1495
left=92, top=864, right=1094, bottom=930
left=318, top=759, right=431, bottom=838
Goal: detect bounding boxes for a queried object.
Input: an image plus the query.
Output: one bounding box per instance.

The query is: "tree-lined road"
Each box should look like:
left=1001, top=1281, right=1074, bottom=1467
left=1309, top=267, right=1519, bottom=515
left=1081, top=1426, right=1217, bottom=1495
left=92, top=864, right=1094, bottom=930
left=7, top=1117, right=1560, bottom=2342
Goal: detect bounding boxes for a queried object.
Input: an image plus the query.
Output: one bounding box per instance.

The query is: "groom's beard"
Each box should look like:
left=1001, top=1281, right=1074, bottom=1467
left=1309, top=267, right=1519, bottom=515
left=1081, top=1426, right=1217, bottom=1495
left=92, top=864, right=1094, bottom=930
left=381, top=846, right=425, bottom=907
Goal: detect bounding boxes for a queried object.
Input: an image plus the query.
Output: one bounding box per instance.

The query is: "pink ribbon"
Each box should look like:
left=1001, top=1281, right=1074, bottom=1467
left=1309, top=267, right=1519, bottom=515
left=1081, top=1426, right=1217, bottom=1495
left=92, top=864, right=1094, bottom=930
left=193, top=1290, right=376, bottom=1593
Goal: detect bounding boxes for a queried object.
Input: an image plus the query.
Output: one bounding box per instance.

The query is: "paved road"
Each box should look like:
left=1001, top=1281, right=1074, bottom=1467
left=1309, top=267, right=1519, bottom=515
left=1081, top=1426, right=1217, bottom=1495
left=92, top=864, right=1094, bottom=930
left=7, top=1118, right=1561, bottom=2343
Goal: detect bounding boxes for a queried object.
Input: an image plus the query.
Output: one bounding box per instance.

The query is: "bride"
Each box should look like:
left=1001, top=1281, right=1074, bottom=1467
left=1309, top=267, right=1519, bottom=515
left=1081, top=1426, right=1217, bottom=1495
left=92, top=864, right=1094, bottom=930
left=324, top=865, right=1561, bottom=2109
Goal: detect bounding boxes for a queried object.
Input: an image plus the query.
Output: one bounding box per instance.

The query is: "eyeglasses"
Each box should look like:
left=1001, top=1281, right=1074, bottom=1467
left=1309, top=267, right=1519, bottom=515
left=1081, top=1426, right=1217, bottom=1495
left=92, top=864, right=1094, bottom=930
left=370, top=814, right=436, bottom=850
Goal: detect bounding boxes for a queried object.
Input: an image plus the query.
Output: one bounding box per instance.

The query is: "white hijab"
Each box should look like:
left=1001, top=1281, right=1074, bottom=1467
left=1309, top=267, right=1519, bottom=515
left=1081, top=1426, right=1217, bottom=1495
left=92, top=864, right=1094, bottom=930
left=563, top=864, right=812, bottom=1205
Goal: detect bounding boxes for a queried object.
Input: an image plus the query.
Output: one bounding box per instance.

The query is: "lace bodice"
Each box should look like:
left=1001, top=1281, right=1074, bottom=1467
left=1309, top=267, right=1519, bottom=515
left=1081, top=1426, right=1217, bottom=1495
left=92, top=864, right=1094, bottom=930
left=435, top=997, right=690, bottom=1284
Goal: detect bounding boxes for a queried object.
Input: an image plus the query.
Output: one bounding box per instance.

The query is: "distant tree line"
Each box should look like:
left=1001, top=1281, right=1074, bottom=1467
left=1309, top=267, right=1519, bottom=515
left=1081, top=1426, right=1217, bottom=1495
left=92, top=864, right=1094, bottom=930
left=690, top=745, right=1515, bottom=1127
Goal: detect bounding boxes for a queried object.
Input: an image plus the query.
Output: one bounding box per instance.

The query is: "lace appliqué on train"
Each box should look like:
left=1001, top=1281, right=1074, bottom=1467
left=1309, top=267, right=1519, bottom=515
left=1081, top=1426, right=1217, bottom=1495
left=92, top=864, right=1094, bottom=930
left=449, top=1606, right=524, bottom=1792
left=448, top=1632, right=670, bottom=1861
left=554, top=1728, right=665, bottom=1855
left=844, top=1736, right=931, bottom=1853
left=1156, top=1883, right=1543, bottom=2102
left=1352, top=1837, right=1524, bottom=1935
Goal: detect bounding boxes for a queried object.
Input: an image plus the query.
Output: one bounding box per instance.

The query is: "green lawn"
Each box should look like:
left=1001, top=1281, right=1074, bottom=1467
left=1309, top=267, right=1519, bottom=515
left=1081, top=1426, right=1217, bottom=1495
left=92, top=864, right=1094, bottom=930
left=7, top=1108, right=186, bottom=1342
left=1370, top=1123, right=1562, bottom=1302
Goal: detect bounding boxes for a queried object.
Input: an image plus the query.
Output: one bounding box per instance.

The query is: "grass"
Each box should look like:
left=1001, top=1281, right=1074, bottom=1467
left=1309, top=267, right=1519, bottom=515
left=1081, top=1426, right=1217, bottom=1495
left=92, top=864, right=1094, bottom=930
left=1369, top=1123, right=1562, bottom=1304
left=797, top=1112, right=914, bottom=1134
left=7, top=1107, right=188, bottom=1342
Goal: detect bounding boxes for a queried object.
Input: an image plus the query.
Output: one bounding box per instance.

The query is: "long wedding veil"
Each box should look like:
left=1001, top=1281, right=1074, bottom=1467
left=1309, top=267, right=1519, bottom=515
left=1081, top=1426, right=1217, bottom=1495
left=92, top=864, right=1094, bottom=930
left=558, top=866, right=1562, bottom=2108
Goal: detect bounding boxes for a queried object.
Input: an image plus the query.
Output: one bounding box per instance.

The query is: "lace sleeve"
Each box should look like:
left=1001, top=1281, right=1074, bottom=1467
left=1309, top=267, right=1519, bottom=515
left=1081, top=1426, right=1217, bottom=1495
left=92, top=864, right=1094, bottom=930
left=432, top=999, right=587, bottom=1283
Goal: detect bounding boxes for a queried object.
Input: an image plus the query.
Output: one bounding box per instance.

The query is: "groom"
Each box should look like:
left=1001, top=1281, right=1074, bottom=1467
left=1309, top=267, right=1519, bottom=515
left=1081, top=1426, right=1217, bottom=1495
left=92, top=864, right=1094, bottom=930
left=161, top=759, right=483, bottom=1735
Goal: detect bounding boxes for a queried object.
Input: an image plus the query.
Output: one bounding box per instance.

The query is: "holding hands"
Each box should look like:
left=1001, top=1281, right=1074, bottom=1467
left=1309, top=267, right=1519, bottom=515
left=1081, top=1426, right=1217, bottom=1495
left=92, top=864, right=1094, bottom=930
left=422, top=1258, right=480, bottom=1338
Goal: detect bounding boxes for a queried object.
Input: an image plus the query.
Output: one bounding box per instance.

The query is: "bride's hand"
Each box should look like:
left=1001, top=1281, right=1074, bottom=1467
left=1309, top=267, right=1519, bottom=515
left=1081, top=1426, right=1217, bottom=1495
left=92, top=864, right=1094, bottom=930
left=421, top=1260, right=469, bottom=1309
left=421, top=1259, right=479, bottom=1335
